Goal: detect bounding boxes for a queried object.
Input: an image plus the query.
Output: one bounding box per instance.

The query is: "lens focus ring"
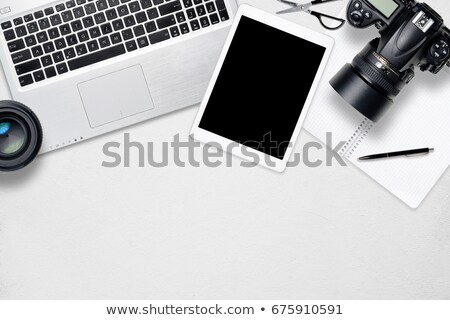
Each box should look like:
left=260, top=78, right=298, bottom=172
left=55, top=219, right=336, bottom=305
left=353, top=54, right=401, bottom=97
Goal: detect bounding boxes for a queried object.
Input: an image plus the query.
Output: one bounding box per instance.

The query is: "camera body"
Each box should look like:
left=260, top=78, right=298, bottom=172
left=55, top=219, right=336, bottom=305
left=330, top=0, right=450, bottom=121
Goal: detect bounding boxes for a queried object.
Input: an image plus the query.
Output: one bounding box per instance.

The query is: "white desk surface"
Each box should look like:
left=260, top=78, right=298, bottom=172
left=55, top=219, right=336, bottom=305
left=1, top=0, right=449, bottom=299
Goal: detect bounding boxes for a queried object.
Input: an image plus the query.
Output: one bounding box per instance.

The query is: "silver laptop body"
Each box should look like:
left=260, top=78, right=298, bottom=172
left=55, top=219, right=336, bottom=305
left=0, top=0, right=238, bottom=153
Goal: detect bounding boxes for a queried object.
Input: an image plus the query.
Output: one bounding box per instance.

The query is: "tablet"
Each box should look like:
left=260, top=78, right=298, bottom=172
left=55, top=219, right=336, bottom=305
left=191, top=5, right=334, bottom=172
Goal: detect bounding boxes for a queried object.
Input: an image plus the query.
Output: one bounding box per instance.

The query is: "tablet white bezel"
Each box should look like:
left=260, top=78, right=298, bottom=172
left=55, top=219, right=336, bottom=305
left=191, top=4, right=334, bottom=172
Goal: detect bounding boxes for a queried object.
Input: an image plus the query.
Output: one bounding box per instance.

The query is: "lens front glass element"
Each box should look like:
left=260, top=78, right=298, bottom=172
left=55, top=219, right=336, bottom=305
left=0, top=118, right=27, bottom=156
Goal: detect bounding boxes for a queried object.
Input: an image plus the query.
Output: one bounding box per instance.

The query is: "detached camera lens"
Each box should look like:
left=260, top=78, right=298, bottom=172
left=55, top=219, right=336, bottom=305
left=0, top=101, right=42, bottom=171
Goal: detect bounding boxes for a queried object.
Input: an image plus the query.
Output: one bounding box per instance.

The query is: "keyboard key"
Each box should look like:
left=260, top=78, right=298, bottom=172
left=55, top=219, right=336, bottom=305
left=3, top=29, right=15, bottom=41
left=11, top=49, right=32, bottom=64
left=55, top=38, right=67, bottom=50
left=14, top=18, right=23, bottom=26
left=110, top=32, right=122, bottom=44
left=218, top=8, right=228, bottom=21
left=15, top=59, right=41, bottom=75
left=89, top=26, right=101, bottom=38
left=76, top=43, right=88, bottom=55
left=64, top=47, right=76, bottom=59
left=176, top=11, right=186, bottom=22
left=179, top=22, right=189, bottom=34
left=56, top=4, right=66, bottom=12
left=74, top=7, right=86, bottom=18
left=129, top=1, right=141, bottom=13
left=53, top=51, right=65, bottom=63
left=56, top=62, right=69, bottom=74
left=121, top=28, right=133, bottom=40
left=135, top=11, right=147, bottom=23
left=68, top=44, right=126, bottom=70
left=215, top=0, right=225, bottom=10
left=112, top=19, right=125, bottom=30
left=25, top=35, right=37, bottom=47
left=1, top=21, right=12, bottom=30
left=43, top=42, right=56, bottom=53
left=38, top=18, right=51, bottom=29
left=159, top=1, right=182, bottom=16
left=78, top=30, right=90, bottom=42
left=140, top=0, right=153, bottom=9
left=50, top=14, right=63, bottom=26
left=62, top=11, right=74, bottom=22
left=131, top=25, right=143, bottom=37
left=147, top=8, right=158, bottom=20
left=99, top=36, right=111, bottom=47
left=209, top=13, right=219, bottom=24
left=190, top=19, right=199, bottom=31
left=96, top=0, right=108, bottom=11
left=87, top=40, right=100, bottom=51
left=145, top=21, right=156, bottom=33
left=153, top=0, right=163, bottom=5
left=34, top=11, right=45, bottom=19
left=148, top=29, right=170, bottom=44
left=83, top=16, right=95, bottom=28
left=118, top=5, right=129, bottom=16
left=196, top=5, right=206, bottom=16
left=8, top=39, right=26, bottom=53
left=186, top=8, right=195, bottom=19
left=41, top=55, right=53, bottom=67
left=205, top=2, right=215, bottom=13
left=45, top=7, right=55, bottom=15
left=19, top=74, right=34, bottom=87
left=200, top=16, right=209, bottom=28
left=33, top=70, right=46, bottom=82
left=66, top=34, right=78, bottom=46
left=15, top=26, right=27, bottom=37
left=170, top=26, right=180, bottom=37
left=31, top=45, right=44, bottom=57
left=77, top=0, right=88, bottom=5
left=124, top=15, right=136, bottom=27
left=66, top=1, right=76, bottom=9
left=193, top=0, right=202, bottom=4
left=182, top=0, right=193, bottom=7
left=24, top=14, right=34, bottom=23
left=137, top=36, right=149, bottom=48
left=125, top=39, right=137, bottom=51
left=106, top=9, right=118, bottom=20
left=94, top=12, right=106, bottom=24
left=71, top=19, right=83, bottom=31
left=37, top=31, right=49, bottom=42
left=85, top=3, right=97, bottom=14
left=49, top=28, right=61, bottom=39
left=108, top=0, right=121, bottom=6
left=45, top=66, right=57, bottom=78
left=156, top=15, right=176, bottom=29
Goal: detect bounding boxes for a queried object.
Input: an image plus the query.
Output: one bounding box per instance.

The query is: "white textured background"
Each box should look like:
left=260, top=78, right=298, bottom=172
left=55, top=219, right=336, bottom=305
left=1, top=0, right=449, bottom=299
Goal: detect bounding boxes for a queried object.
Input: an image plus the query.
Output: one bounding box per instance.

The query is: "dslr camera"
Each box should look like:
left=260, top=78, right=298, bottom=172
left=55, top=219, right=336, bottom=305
left=330, top=0, right=450, bottom=121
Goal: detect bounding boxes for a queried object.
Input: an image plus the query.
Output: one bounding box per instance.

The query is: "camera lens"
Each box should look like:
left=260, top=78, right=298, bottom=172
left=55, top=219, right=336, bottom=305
left=330, top=40, right=411, bottom=122
left=0, top=101, right=42, bottom=171
left=0, top=119, right=28, bottom=156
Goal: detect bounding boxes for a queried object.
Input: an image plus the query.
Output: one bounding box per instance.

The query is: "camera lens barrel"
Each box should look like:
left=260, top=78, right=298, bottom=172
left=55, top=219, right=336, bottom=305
left=0, top=100, right=42, bottom=171
left=330, top=40, right=411, bottom=122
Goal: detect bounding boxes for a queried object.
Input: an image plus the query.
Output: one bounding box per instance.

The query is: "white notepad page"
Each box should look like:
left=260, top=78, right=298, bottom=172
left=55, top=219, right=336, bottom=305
left=304, top=17, right=450, bottom=208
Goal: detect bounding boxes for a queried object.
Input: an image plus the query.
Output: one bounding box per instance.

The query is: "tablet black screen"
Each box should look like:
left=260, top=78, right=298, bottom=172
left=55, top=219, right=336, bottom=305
left=199, top=16, right=326, bottom=160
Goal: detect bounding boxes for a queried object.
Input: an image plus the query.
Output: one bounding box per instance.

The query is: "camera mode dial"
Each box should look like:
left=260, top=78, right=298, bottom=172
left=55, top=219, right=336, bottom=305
left=430, top=40, right=450, bottom=61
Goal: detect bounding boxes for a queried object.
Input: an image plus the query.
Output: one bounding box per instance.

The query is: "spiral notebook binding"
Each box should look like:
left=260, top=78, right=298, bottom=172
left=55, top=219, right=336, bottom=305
left=338, top=118, right=374, bottom=159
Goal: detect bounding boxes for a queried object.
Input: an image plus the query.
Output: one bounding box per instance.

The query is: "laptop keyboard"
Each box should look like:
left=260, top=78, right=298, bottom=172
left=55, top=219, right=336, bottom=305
left=1, top=0, right=230, bottom=88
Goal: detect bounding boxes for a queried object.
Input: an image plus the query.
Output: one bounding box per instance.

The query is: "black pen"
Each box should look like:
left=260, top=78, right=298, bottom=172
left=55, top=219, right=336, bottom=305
left=358, top=148, right=435, bottom=160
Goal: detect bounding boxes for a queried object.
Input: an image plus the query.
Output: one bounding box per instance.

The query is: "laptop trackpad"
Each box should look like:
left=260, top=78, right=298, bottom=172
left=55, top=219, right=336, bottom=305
left=78, top=65, right=154, bottom=128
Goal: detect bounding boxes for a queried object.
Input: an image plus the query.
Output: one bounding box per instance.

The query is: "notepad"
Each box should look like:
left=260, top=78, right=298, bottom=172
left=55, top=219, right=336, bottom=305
left=304, top=22, right=450, bottom=209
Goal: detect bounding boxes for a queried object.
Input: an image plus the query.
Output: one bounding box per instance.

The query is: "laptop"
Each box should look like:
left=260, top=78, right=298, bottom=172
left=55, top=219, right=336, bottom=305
left=0, top=0, right=238, bottom=153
